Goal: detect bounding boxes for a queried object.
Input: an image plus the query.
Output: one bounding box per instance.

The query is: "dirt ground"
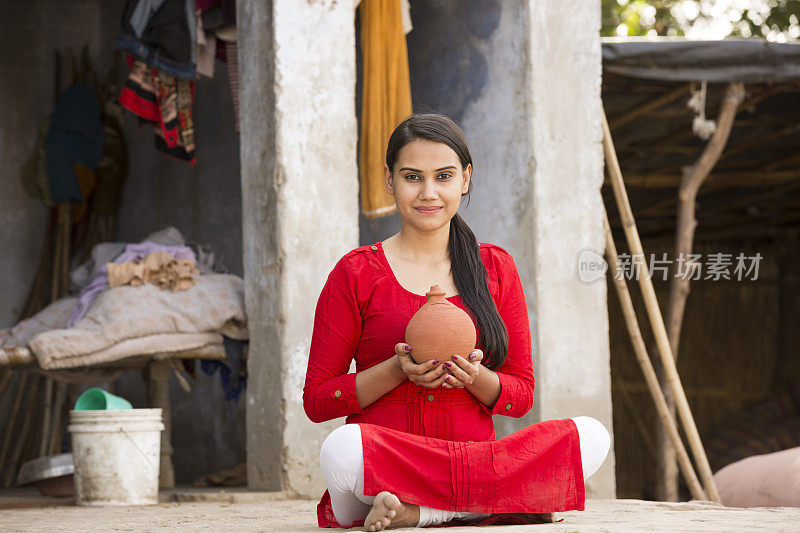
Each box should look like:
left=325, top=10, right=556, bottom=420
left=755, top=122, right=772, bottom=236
left=2, top=488, right=799, bottom=532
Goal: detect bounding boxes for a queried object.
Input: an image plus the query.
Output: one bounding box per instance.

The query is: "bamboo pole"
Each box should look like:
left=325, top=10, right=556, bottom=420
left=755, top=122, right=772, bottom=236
left=603, top=212, right=706, bottom=501
left=601, top=106, right=721, bottom=503
left=659, top=82, right=745, bottom=500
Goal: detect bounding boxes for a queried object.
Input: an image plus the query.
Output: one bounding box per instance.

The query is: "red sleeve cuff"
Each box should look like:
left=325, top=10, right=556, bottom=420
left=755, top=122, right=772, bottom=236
left=481, top=371, right=532, bottom=417
left=327, top=372, right=364, bottom=417
left=305, top=372, right=364, bottom=422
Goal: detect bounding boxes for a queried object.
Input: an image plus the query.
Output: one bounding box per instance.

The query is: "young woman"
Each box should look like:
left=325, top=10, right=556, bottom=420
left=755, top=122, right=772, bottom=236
left=303, top=113, right=610, bottom=531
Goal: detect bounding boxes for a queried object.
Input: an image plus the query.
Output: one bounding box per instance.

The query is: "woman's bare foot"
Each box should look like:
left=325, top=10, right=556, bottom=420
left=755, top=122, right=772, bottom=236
left=364, top=491, right=420, bottom=531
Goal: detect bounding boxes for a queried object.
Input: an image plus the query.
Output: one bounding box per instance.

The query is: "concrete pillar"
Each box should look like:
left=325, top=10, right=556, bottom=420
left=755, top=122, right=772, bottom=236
left=239, top=0, right=358, bottom=496
left=527, top=0, right=615, bottom=499
left=460, top=1, right=615, bottom=497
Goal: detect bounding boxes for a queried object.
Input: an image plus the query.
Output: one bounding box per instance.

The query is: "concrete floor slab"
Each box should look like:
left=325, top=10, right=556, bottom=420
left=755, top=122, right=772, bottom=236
left=2, top=490, right=799, bottom=532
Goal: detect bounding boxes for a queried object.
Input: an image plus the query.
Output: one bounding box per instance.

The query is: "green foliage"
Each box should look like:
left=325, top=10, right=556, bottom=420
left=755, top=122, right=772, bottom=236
left=602, top=0, right=684, bottom=37
left=601, top=0, right=800, bottom=40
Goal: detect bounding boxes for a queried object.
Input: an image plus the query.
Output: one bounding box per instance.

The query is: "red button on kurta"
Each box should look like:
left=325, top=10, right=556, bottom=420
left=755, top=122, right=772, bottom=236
left=304, top=243, right=585, bottom=528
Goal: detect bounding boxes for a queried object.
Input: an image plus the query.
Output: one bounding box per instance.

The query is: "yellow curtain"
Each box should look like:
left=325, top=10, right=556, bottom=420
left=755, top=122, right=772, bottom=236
left=359, top=0, right=413, bottom=218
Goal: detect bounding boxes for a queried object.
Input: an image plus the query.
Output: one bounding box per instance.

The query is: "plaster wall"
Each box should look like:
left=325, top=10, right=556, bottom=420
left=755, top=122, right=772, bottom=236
left=240, top=0, right=359, bottom=496
left=362, top=0, right=615, bottom=497
left=451, top=0, right=535, bottom=431
left=0, top=0, right=103, bottom=328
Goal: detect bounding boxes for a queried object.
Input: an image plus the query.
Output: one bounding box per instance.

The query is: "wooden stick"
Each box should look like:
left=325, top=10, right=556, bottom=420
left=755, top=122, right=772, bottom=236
left=102, top=214, right=114, bottom=242
left=666, top=83, right=745, bottom=359
left=718, top=117, right=795, bottom=163
left=67, top=384, right=79, bottom=419
left=0, top=371, right=12, bottom=398
left=39, top=378, right=55, bottom=457
left=603, top=212, right=707, bottom=501
left=60, top=202, right=71, bottom=298
left=764, top=150, right=800, bottom=171
left=659, top=83, right=745, bottom=499
left=604, top=169, right=800, bottom=189
left=49, top=381, right=67, bottom=455
left=23, top=380, right=44, bottom=466
left=4, top=376, right=42, bottom=487
left=148, top=361, right=175, bottom=489
left=50, top=208, right=63, bottom=302
left=611, top=84, right=690, bottom=130
left=0, top=373, right=28, bottom=475
left=78, top=213, right=97, bottom=265
left=601, top=106, right=721, bottom=503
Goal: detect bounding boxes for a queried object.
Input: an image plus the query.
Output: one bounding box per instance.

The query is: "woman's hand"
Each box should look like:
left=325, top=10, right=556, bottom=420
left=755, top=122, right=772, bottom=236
left=395, top=343, right=451, bottom=389
left=440, top=349, right=483, bottom=389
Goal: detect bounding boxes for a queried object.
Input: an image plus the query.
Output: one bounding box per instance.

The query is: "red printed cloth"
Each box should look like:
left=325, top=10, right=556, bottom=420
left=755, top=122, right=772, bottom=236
left=304, top=243, right=585, bottom=527
left=119, top=55, right=196, bottom=165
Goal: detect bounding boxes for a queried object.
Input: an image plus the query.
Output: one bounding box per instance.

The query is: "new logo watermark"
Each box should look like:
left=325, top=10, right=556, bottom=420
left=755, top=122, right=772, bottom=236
left=578, top=249, right=608, bottom=283
left=577, top=250, right=763, bottom=283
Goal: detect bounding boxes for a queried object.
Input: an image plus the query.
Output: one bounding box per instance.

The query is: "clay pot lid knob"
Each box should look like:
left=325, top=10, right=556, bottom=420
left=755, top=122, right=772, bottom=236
left=426, top=284, right=447, bottom=303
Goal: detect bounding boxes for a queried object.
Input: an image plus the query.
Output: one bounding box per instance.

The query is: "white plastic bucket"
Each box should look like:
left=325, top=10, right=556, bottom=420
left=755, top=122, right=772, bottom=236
left=68, top=408, right=164, bottom=506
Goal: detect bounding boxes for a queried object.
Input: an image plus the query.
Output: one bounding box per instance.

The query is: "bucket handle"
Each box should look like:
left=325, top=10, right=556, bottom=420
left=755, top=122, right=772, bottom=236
left=120, top=428, right=157, bottom=470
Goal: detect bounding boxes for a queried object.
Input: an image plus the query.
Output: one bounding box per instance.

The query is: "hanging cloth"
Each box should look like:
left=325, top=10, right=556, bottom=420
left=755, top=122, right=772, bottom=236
left=45, top=84, right=105, bottom=204
left=119, top=57, right=197, bottom=164
left=359, top=0, right=413, bottom=218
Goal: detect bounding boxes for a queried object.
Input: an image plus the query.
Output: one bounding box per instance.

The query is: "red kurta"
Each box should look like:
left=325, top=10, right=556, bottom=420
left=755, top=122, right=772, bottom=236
left=304, top=242, right=584, bottom=528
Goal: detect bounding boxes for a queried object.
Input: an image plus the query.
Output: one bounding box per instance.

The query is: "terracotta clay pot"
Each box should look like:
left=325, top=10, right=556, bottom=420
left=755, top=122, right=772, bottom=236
left=404, top=285, right=477, bottom=364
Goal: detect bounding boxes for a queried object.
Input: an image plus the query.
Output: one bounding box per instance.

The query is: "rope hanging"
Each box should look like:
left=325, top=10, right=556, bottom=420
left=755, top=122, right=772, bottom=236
left=687, top=81, right=717, bottom=140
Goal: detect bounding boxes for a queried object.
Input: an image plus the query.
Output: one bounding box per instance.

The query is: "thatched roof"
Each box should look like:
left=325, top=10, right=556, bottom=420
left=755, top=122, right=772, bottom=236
left=602, top=38, right=800, bottom=241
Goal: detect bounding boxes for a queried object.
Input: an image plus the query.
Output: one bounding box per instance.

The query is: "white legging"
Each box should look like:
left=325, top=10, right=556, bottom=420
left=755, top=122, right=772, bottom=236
left=320, top=417, right=610, bottom=528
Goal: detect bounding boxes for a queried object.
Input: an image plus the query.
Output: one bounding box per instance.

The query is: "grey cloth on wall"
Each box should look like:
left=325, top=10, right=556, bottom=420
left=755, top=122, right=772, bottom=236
left=145, top=226, right=187, bottom=247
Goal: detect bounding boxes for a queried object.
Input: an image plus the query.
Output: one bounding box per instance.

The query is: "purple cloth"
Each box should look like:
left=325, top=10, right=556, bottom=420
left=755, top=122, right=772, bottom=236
left=67, top=241, right=196, bottom=327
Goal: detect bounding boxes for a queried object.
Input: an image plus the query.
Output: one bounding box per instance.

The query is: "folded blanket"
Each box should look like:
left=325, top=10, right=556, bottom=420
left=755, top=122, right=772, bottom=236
left=0, top=297, right=76, bottom=349
left=30, top=273, right=247, bottom=370
left=68, top=241, right=196, bottom=327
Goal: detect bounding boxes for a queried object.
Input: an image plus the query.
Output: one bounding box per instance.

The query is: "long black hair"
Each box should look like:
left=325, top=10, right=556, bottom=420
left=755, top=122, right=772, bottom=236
left=385, top=113, right=508, bottom=371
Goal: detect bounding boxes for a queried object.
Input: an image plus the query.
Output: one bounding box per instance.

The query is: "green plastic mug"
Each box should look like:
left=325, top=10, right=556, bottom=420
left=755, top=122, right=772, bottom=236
left=74, top=387, right=133, bottom=411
